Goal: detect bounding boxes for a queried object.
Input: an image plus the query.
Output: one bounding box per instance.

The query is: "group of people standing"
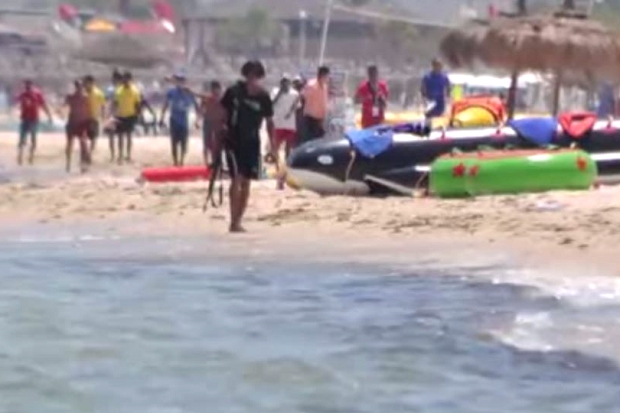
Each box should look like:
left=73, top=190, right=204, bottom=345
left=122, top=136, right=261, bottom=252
left=12, top=61, right=402, bottom=172
left=14, top=70, right=155, bottom=172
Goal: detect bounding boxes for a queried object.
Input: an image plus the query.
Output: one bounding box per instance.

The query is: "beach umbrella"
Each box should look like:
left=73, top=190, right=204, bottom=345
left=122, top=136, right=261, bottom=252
left=440, top=10, right=620, bottom=117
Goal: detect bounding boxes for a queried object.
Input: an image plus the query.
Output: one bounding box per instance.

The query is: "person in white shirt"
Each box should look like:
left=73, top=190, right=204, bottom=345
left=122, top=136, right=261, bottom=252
left=270, top=74, right=299, bottom=189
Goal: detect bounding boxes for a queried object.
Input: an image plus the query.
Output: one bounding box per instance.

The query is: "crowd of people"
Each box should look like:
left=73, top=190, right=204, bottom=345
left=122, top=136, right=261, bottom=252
left=14, top=70, right=157, bottom=172
left=12, top=58, right=451, bottom=231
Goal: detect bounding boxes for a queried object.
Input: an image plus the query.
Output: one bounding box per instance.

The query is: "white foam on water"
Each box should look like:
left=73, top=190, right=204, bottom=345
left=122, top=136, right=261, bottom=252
left=493, top=310, right=620, bottom=362
left=494, top=311, right=556, bottom=352
left=495, top=267, right=620, bottom=307
left=485, top=266, right=620, bottom=361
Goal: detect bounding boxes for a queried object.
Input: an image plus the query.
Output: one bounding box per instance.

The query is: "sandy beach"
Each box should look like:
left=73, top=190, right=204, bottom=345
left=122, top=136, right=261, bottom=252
left=1, top=132, right=620, bottom=274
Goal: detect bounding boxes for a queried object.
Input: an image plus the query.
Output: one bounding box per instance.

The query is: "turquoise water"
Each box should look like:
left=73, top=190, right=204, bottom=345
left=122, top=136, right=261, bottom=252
left=0, top=234, right=619, bottom=412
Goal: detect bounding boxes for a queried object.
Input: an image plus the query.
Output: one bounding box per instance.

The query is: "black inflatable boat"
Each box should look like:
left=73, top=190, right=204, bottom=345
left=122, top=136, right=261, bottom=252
left=286, top=114, right=620, bottom=195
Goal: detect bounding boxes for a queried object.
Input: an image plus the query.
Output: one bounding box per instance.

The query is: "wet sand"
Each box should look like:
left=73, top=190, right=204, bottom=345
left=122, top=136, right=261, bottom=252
left=1, top=132, right=620, bottom=275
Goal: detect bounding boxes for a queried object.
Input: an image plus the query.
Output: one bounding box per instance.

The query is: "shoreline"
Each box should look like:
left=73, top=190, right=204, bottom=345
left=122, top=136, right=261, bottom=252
left=1, top=133, right=620, bottom=277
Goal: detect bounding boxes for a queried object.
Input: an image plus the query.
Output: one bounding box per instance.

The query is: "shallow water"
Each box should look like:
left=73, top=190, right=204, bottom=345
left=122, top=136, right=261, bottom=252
left=0, top=235, right=619, bottom=413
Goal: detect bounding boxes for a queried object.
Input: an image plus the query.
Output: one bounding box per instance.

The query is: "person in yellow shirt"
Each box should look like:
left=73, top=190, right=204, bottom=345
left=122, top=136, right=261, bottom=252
left=83, top=75, right=105, bottom=159
left=112, top=71, right=141, bottom=164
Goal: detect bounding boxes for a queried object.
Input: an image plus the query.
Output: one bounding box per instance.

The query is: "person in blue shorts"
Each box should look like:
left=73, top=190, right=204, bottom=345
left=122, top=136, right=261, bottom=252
left=421, top=59, right=451, bottom=120
left=160, top=72, right=199, bottom=166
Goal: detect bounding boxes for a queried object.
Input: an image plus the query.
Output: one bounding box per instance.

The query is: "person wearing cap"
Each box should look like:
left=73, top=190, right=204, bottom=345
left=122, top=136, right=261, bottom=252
left=355, top=65, right=389, bottom=129
left=421, top=59, right=451, bottom=120
left=15, top=79, right=52, bottom=165
left=112, top=71, right=141, bottom=163
left=220, top=60, right=275, bottom=233
left=271, top=74, right=299, bottom=189
left=160, top=72, right=199, bottom=166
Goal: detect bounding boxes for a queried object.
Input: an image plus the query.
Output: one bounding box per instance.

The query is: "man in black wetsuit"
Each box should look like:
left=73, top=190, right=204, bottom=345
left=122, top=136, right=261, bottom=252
left=220, top=60, right=275, bottom=233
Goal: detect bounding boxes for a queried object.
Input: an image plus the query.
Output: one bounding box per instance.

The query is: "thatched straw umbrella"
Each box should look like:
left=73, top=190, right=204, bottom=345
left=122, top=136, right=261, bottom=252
left=440, top=10, right=620, bottom=117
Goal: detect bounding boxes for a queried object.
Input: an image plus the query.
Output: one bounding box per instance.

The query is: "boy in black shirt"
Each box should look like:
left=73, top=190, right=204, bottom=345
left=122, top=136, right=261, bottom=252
left=220, top=60, right=275, bottom=233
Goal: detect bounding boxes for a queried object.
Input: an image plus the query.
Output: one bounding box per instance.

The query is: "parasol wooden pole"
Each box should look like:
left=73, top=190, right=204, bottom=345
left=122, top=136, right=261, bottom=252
left=507, top=69, right=519, bottom=119
left=552, top=70, right=563, bottom=116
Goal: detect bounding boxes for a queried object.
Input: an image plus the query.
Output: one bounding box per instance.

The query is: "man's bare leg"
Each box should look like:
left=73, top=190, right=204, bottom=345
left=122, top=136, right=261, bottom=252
left=88, top=139, right=95, bottom=165
left=274, top=140, right=285, bottom=190
left=108, top=132, right=115, bottom=162
left=117, top=133, right=124, bottom=165
left=79, top=136, right=90, bottom=173
left=179, top=138, right=188, bottom=167
left=65, top=135, right=74, bottom=172
left=126, top=133, right=133, bottom=162
left=203, top=132, right=211, bottom=167
left=229, top=177, right=246, bottom=233
left=89, top=137, right=97, bottom=161
left=229, top=177, right=251, bottom=233
left=171, top=139, right=179, bottom=166
left=17, top=125, right=25, bottom=165
left=28, top=131, right=37, bottom=165
left=238, top=178, right=251, bottom=222
left=207, top=131, right=221, bottom=168
left=17, top=146, right=24, bottom=166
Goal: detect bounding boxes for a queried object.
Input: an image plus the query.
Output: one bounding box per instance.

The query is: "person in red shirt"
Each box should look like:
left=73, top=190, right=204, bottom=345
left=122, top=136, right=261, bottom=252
left=16, top=79, right=52, bottom=165
left=355, top=65, right=389, bottom=129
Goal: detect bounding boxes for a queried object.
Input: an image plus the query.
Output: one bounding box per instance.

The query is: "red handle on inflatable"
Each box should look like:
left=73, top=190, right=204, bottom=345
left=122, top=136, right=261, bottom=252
left=558, top=111, right=597, bottom=139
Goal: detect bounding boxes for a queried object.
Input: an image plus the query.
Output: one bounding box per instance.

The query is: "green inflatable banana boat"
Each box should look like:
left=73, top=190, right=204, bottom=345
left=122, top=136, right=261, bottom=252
left=430, top=149, right=597, bottom=198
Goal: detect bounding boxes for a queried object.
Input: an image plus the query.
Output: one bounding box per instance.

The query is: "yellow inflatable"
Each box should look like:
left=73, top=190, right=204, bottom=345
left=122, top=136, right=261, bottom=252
left=451, top=106, right=498, bottom=128
left=355, top=112, right=452, bottom=129
left=355, top=111, right=423, bottom=129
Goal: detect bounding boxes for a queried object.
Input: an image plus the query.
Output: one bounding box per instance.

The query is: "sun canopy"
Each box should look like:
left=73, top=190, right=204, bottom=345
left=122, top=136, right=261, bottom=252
left=441, top=12, right=620, bottom=81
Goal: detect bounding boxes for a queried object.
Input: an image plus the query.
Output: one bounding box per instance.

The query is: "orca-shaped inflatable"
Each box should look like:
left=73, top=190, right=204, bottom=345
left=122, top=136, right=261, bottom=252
left=286, top=114, right=620, bottom=196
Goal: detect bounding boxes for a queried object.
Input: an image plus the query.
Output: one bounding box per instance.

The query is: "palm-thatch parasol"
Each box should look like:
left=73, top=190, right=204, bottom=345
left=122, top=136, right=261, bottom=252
left=440, top=10, right=620, bottom=117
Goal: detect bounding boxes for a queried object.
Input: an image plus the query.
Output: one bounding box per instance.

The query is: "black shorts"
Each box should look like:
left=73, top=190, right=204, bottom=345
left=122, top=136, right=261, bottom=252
left=301, top=116, right=326, bottom=144
left=225, top=138, right=260, bottom=180
left=116, top=116, right=137, bottom=134
left=87, top=119, right=99, bottom=140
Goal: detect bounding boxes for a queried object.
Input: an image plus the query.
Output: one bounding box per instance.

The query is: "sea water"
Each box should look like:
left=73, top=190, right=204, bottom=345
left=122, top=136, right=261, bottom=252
left=0, top=233, right=619, bottom=413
